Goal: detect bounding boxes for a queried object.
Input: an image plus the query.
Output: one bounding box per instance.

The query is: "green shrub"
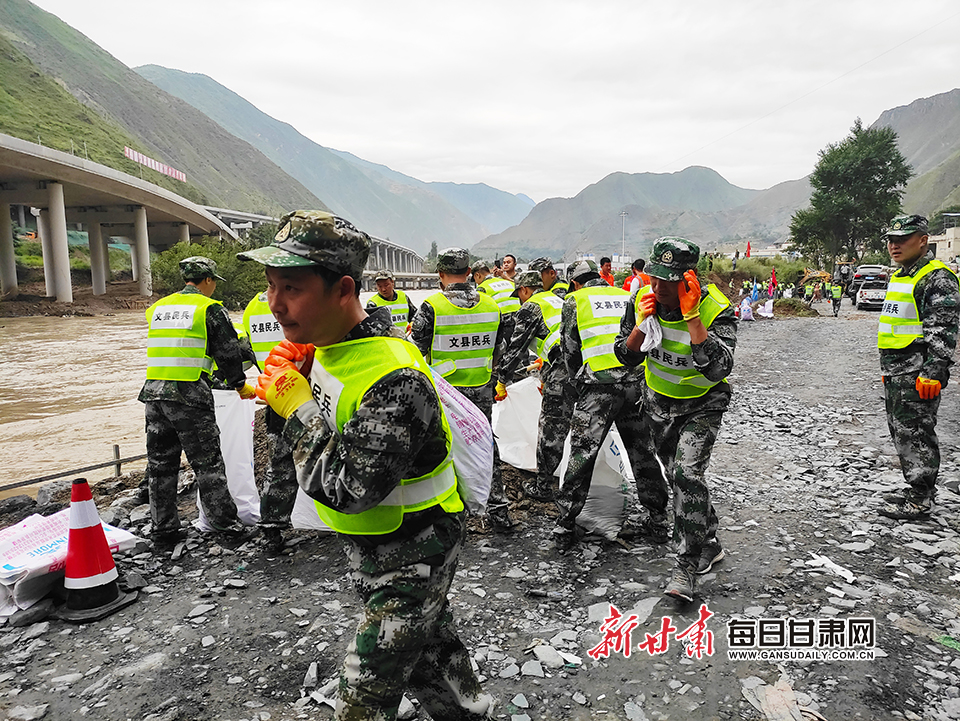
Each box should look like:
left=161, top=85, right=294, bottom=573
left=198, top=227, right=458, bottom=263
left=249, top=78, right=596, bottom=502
left=151, top=238, right=269, bottom=310
left=16, top=254, right=44, bottom=268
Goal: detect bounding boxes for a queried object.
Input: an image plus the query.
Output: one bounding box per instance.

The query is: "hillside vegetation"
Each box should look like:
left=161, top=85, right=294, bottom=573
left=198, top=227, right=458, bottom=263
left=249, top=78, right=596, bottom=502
left=0, top=34, right=208, bottom=204
left=0, top=0, right=326, bottom=216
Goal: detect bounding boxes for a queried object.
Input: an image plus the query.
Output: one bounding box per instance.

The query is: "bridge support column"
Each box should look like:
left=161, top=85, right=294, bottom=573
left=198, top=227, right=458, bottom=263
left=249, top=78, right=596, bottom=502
left=38, top=210, right=56, bottom=296
left=180, top=223, right=190, bottom=244
left=134, top=207, right=152, bottom=296
left=0, top=203, right=18, bottom=298
left=88, top=222, right=106, bottom=296
left=129, top=241, right=138, bottom=282
left=17, top=204, right=26, bottom=229
left=47, top=183, right=73, bottom=303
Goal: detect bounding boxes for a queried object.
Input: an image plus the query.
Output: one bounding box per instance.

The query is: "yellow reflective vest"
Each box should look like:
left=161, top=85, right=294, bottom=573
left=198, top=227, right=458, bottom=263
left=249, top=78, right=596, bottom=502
left=643, top=284, right=730, bottom=399
left=367, top=289, right=411, bottom=329
left=145, top=292, right=217, bottom=381
left=242, top=291, right=284, bottom=369
left=308, top=336, right=463, bottom=534
left=478, top=277, right=521, bottom=314
left=878, top=259, right=956, bottom=350
left=424, top=292, right=501, bottom=387
left=570, top=285, right=629, bottom=372
left=527, top=290, right=565, bottom=361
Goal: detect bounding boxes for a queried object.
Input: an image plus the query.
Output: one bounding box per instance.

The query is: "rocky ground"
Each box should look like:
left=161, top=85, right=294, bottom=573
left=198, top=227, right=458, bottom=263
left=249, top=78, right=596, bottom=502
left=2, top=299, right=960, bottom=721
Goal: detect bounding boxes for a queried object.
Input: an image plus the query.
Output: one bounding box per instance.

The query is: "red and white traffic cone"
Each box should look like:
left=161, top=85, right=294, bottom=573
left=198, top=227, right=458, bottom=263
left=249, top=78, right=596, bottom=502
left=56, top=478, right=137, bottom=623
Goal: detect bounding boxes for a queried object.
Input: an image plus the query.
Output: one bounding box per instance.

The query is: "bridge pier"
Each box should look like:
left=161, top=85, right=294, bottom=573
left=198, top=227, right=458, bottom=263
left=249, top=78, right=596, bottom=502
left=134, top=206, right=152, bottom=297
left=180, top=223, right=190, bottom=244
left=88, top=222, right=106, bottom=296
left=38, top=210, right=56, bottom=297
left=47, top=182, right=73, bottom=303
left=0, top=203, right=17, bottom=298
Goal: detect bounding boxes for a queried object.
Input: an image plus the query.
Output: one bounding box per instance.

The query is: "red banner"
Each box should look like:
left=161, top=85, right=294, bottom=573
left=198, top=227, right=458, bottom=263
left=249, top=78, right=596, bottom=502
left=124, top=146, right=186, bottom=182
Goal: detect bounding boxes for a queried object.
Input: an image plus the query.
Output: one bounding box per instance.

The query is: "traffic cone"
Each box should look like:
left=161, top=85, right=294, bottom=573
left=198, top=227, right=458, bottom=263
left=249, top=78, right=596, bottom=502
left=56, top=478, right=137, bottom=623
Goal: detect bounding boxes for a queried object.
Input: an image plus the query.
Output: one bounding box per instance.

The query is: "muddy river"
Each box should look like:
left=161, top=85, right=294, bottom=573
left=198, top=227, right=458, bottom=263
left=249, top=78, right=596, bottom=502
left=0, top=291, right=434, bottom=498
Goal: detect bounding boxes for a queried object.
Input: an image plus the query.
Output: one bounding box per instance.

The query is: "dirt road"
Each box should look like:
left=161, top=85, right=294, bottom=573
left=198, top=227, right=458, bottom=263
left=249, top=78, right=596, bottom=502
left=3, top=299, right=960, bottom=721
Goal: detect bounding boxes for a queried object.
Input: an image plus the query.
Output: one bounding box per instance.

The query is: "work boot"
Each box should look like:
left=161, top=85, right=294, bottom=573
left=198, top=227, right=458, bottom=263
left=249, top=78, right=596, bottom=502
left=664, top=563, right=697, bottom=603
left=879, top=494, right=933, bottom=521
left=151, top=527, right=187, bottom=550
left=522, top=478, right=555, bottom=503
left=552, top=527, right=577, bottom=555
left=210, top=523, right=259, bottom=549
left=697, top=541, right=725, bottom=575
left=619, top=511, right=670, bottom=544
left=261, top=527, right=285, bottom=552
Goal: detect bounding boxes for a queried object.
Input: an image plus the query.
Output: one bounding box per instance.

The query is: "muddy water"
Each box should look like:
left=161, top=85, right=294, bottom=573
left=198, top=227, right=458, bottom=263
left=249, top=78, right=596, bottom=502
left=0, top=290, right=437, bottom=499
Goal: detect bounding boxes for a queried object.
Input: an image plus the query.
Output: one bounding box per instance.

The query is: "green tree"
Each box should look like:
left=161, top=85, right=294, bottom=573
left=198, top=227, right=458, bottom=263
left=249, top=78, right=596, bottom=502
left=789, top=118, right=912, bottom=267
left=930, top=205, right=960, bottom=235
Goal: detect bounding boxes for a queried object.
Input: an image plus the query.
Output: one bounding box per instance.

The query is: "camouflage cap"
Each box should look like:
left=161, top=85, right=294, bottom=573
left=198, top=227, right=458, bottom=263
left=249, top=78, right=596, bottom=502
left=237, top=210, right=370, bottom=277
left=886, top=214, right=928, bottom=237
left=436, top=247, right=471, bottom=273
left=569, top=259, right=599, bottom=283
left=179, top=256, right=225, bottom=282
left=565, top=260, right=580, bottom=279
left=646, top=237, right=700, bottom=282
left=374, top=269, right=394, bottom=281
left=529, top=257, right=554, bottom=272
left=470, top=259, right=491, bottom=274
left=511, top=270, right=543, bottom=296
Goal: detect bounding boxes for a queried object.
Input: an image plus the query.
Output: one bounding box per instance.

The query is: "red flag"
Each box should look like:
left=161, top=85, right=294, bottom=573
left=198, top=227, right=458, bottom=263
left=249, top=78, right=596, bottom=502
left=746, top=241, right=751, bottom=258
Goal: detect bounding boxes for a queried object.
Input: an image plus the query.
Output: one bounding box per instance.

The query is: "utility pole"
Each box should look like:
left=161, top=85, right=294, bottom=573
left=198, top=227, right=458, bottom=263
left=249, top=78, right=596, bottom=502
left=620, top=210, right=628, bottom=265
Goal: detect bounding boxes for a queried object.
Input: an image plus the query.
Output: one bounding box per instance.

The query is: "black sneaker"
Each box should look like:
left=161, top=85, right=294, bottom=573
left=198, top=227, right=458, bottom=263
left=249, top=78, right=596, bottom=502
left=664, top=564, right=697, bottom=603
left=697, top=542, right=724, bottom=575
left=151, top=528, right=187, bottom=549
left=261, top=527, right=285, bottom=552
left=619, top=511, right=670, bottom=544
left=879, top=495, right=933, bottom=521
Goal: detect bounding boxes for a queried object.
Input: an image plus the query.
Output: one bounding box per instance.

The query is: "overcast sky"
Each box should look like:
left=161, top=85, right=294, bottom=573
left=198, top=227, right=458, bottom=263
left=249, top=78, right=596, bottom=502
left=31, top=0, right=960, bottom=202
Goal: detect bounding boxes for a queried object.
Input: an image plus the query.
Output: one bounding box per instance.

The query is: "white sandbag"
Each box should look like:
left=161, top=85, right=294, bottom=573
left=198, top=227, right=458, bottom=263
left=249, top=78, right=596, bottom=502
left=290, top=488, right=334, bottom=531
left=196, top=390, right=261, bottom=531
left=556, top=426, right=634, bottom=540
left=0, top=510, right=140, bottom=616
left=430, top=369, right=494, bottom=513
left=739, top=298, right=755, bottom=321
left=491, top=376, right=542, bottom=472
left=757, top=299, right=775, bottom=318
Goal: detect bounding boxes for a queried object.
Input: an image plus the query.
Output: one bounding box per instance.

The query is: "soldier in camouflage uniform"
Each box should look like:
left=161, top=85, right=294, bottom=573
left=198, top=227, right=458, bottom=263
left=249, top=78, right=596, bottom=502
left=365, top=269, right=417, bottom=329
left=411, top=248, right=518, bottom=532
left=529, top=257, right=569, bottom=298
left=471, top=259, right=492, bottom=286
left=140, top=257, right=257, bottom=547
left=614, top=238, right=737, bottom=602
left=498, top=270, right=573, bottom=501
left=240, top=211, right=492, bottom=721
left=877, top=215, right=960, bottom=520
left=552, top=260, right=668, bottom=554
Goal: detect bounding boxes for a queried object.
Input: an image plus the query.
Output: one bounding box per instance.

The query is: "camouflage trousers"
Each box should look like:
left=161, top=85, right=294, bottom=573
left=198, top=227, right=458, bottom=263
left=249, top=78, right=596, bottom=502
left=258, top=406, right=299, bottom=529
left=144, top=400, right=240, bottom=534
left=555, top=384, right=668, bottom=532
left=336, top=513, right=492, bottom=720
left=458, top=383, right=509, bottom=523
left=633, top=406, right=723, bottom=569
left=884, top=373, right=941, bottom=497
left=528, top=364, right=574, bottom=501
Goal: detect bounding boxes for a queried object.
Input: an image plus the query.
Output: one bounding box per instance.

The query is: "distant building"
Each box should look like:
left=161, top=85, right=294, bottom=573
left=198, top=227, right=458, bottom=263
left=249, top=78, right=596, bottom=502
left=929, top=226, right=960, bottom=262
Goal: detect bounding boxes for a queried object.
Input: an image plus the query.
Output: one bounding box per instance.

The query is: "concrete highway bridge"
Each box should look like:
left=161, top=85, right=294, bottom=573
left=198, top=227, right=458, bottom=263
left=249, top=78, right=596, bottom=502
left=0, top=134, right=425, bottom=303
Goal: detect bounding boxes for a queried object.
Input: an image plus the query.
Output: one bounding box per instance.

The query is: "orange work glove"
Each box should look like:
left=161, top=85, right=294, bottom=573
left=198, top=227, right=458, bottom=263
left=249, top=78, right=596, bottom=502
left=531, top=358, right=544, bottom=370
left=916, top=377, right=941, bottom=400
left=268, top=339, right=315, bottom=368
left=405, top=323, right=413, bottom=334
left=678, top=270, right=701, bottom=321
left=637, top=291, right=657, bottom=324
left=495, top=382, right=508, bottom=401
left=236, top=383, right=257, bottom=400
left=256, top=366, right=315, bottom=419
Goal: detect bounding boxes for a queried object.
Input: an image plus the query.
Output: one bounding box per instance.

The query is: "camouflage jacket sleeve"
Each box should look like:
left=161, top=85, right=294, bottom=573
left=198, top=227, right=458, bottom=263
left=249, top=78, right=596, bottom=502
left=206, top=304, right=246, bottom=389
left=918, top=267, right=960, bottom=382
left=691, top=303, right=738, bottom=382
left=285, top=368, right=447, bottom=514
left=560, top=297, right=583, bottom=380
left=613, top=288, right=645, bottom=367
left=407, top=295, right=418, bottom=323
left=499, top=302, right=546, bottom=384
left=410, top=301, right=435, bottom=360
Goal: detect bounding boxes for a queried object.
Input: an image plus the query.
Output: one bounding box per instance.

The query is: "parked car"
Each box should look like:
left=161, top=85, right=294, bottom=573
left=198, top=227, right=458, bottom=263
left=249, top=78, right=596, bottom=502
left=847, top=264, right=889, bottom=300
left=856, top=278, right=888, bottom=310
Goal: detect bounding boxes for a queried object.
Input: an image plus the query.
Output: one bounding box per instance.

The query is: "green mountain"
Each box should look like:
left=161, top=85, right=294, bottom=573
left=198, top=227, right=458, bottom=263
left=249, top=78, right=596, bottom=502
left=134, top=65, right=531, bottom=253
left=872, top=88, right=960, bottom=215
left=0, top=0, right=325, bottom=216
left=473, top=167, right=781, bottom=259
